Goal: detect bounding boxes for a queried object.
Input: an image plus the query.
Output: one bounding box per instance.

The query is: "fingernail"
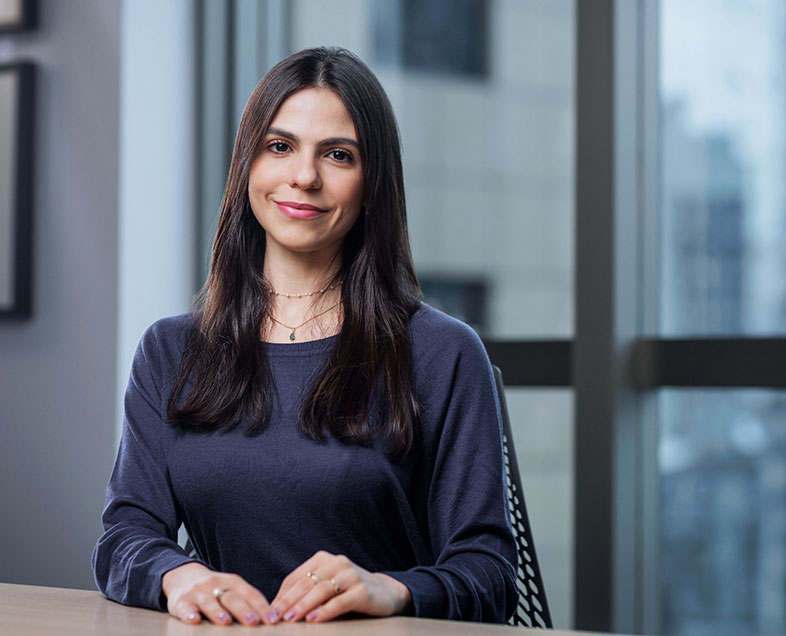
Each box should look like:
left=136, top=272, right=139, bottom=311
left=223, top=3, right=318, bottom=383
left=217, top=611, right=230, bottom=622
left=186, top=613, right=199, bottom=622
left=266, top=608, right=280, bottom=623
left=283, top=609, right=297, bottom=622
left=245, top=612, right=259, bottom=623
left=306, top=611, right=318, bottom=622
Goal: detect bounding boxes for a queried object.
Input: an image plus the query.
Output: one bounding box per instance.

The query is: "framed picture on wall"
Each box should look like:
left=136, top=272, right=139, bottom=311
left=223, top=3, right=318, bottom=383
left=0, top=0, right=37, bottom=33
left=0, top=62, right=35, bottom=319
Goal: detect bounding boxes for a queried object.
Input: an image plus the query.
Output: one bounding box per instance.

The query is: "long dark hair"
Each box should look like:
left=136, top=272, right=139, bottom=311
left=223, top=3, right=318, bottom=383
left=168, top=47, right=421, bottom=457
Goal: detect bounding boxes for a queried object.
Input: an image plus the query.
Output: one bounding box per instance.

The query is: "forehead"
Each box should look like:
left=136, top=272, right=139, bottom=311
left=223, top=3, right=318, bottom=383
left=268, top=88, right=357, bottom=139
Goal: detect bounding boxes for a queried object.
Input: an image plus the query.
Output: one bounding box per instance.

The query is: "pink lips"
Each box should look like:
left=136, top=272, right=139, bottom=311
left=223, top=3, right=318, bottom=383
left=275, top=201, right=328, bottom=219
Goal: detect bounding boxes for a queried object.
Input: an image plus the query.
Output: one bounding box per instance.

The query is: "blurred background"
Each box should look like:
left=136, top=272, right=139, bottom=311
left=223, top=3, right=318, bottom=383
left=1, top=1, right=785, bottom=634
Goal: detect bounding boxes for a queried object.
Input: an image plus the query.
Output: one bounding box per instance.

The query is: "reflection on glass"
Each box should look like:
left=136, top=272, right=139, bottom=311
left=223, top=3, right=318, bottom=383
left=660, top=0, right=786, bottom=336
left=660, top=390, right=786, bottom=635
left=291, top=0, right=575, bottom=338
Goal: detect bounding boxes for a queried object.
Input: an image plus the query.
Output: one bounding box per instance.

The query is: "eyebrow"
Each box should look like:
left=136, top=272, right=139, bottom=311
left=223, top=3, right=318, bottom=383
left=266, top=127, right=359, bottom=149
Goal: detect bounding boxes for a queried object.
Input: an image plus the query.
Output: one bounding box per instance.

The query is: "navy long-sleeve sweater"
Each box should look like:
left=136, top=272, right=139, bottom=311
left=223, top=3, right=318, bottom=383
left=92, top=304, right=517, bottom=622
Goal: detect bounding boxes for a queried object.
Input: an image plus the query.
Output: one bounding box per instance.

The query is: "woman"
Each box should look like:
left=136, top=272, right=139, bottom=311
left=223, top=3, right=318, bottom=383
left=93, top=47, right=517, bottom=626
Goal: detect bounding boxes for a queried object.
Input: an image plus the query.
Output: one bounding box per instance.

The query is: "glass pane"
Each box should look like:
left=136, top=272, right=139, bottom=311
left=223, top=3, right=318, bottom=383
left=659, top=389, right=786, bottom=635
left=291, top=0, right=575, bottom=338
left=506, top=388, right=574, bottom=629
left=660, top=0, right=786, bottom=336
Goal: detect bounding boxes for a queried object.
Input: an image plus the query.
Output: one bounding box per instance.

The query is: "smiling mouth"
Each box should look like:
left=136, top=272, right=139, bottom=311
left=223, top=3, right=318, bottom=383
left=275, top=201, right=327, bottom=212
left=274, top=201, right=329, bottom=220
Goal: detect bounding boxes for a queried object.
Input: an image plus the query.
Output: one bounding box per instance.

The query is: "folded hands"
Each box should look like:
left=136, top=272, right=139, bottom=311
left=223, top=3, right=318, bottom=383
left=162, top=550, right=412, bottom=626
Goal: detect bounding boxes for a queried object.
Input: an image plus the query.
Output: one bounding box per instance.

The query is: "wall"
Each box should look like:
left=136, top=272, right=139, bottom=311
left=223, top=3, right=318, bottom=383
left=0, top=0, right=121, bottom=589
left=0, top=0, right=196, bottom=590
left=116, top=0, right=196, bottom=439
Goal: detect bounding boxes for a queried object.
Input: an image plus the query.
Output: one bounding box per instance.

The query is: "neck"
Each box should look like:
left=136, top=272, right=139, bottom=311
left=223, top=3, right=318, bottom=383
left=261, top=247, right=344, bottom=343
left=262, top=245, right=341, bottom=295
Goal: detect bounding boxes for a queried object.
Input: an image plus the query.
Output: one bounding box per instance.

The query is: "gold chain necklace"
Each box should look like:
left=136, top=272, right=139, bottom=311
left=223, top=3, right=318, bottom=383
left=267, top=284, right=335, bottom=299
left=269, top=302, right=340, bottom=341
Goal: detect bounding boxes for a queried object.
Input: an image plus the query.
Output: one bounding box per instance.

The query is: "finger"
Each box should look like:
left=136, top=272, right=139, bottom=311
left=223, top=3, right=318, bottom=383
left=305, top=584, right=364, bottom=623
left=272, top=551, right=328, bottom=605
left=193, top=589, right=233, bottom=625
left=170, top=599, right=202, bottom=624
left=277, top=564, right=356, bottom=624
left=237, top=583, right=274, bottom=625
left=271, top=551, right=332, bottom=610
left=274, top=571, right=326, bottom=622
left=214, top=588, right=261, bottom=626
left=219, top=576, right=271, bottom=624
left=280, top=576, right=348, bottom=623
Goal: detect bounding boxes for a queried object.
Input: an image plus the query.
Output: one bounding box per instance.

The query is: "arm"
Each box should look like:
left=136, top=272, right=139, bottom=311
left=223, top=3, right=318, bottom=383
left=92, top=322, right=197, bottom=610
left=92, top=321, right=272, bottom=626
left=383, top=323, right=518, bottom=623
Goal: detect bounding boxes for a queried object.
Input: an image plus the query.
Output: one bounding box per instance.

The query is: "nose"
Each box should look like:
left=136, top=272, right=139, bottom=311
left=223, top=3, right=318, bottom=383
left=288, top=153, right=321, bottom=190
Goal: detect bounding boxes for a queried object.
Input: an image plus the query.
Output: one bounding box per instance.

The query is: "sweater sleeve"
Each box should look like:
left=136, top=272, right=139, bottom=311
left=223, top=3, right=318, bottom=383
left=383, top=316, right=519, bottom=623
left=92, top=321, right=197, bottom=610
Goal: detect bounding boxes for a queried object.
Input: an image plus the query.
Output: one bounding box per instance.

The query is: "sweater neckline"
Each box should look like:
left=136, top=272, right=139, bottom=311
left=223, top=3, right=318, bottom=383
left=261, top=334, right=338, bottom=357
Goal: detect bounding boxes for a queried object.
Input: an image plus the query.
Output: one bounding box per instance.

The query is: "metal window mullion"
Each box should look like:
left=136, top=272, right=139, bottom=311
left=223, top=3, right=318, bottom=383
left=575, top=0, right=615, bottom=630
left=196, top=0, right=234, bottom=287
left=638, top=1, right=663, bottom=634
left=575, top=0, right=647, bottom=632
left=635, top=338, right=786, bottom=388
left=232, top=0, right=262, bottom=131
left=232, top=0, right=292, bottom=132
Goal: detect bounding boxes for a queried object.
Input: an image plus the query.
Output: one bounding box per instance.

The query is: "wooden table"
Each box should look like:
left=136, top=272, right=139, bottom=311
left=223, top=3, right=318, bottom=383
left=0, top=583, right=600, bottom=635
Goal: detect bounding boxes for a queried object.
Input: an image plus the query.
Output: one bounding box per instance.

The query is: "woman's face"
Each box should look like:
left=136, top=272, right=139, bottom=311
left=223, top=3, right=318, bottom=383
left=248, top=88, right=364, bottom=263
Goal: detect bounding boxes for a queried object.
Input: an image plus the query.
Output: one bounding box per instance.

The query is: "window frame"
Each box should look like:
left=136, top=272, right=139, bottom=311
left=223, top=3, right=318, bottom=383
left=573, top=1, right=786, bottom=633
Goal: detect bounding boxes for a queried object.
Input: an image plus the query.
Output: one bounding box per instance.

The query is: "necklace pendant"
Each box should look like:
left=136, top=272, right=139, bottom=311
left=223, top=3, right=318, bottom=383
left=289, top=331, right=296, bottom=341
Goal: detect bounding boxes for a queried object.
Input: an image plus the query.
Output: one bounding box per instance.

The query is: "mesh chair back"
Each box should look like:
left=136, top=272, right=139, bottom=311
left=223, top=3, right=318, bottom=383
left=493, top=365, right=553, bottom=628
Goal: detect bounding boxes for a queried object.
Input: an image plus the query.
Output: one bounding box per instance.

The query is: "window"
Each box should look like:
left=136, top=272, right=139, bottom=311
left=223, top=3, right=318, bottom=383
left=372, top=0, right=489, bottom=78
left=658, top=2, right=786, bottom=633
left=660, top=390, right=786, bottom=635
left=660, top=0, right=786, bottom=337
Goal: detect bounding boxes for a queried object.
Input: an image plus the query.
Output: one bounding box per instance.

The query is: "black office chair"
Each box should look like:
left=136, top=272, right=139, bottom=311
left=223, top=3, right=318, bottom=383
left=493, top=365, right=553, bottom=629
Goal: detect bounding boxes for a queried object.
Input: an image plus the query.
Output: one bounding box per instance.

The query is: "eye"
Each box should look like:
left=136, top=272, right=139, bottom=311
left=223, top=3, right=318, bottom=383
left=328, top=149, right=353, bottom=163
left=267, top=140, right=291, bottom=154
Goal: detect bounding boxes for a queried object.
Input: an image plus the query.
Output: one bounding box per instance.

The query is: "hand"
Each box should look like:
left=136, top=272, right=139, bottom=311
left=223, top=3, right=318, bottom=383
left=162, top=562, right=272, bottom=626
left=268, top=551, right=412, bottom=624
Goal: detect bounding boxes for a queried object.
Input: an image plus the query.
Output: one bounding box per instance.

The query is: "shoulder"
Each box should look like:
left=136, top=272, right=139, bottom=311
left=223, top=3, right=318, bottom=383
left=141, top=312, right=198, bottom=350
left=407, top=304, right=501, bottom=439
left=135, top=312, right=199, bottom=375
left=142, top=312, right=199, bottom=343
left=410, top=302, right=485, bottom=350
left=409, top=303, right=490, bottom=373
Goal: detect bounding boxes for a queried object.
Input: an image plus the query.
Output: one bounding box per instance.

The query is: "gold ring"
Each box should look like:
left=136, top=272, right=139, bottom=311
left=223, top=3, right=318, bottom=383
left=307, top=571, right=321, bottom=585
left=329, top=578, right=341, bottom=594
